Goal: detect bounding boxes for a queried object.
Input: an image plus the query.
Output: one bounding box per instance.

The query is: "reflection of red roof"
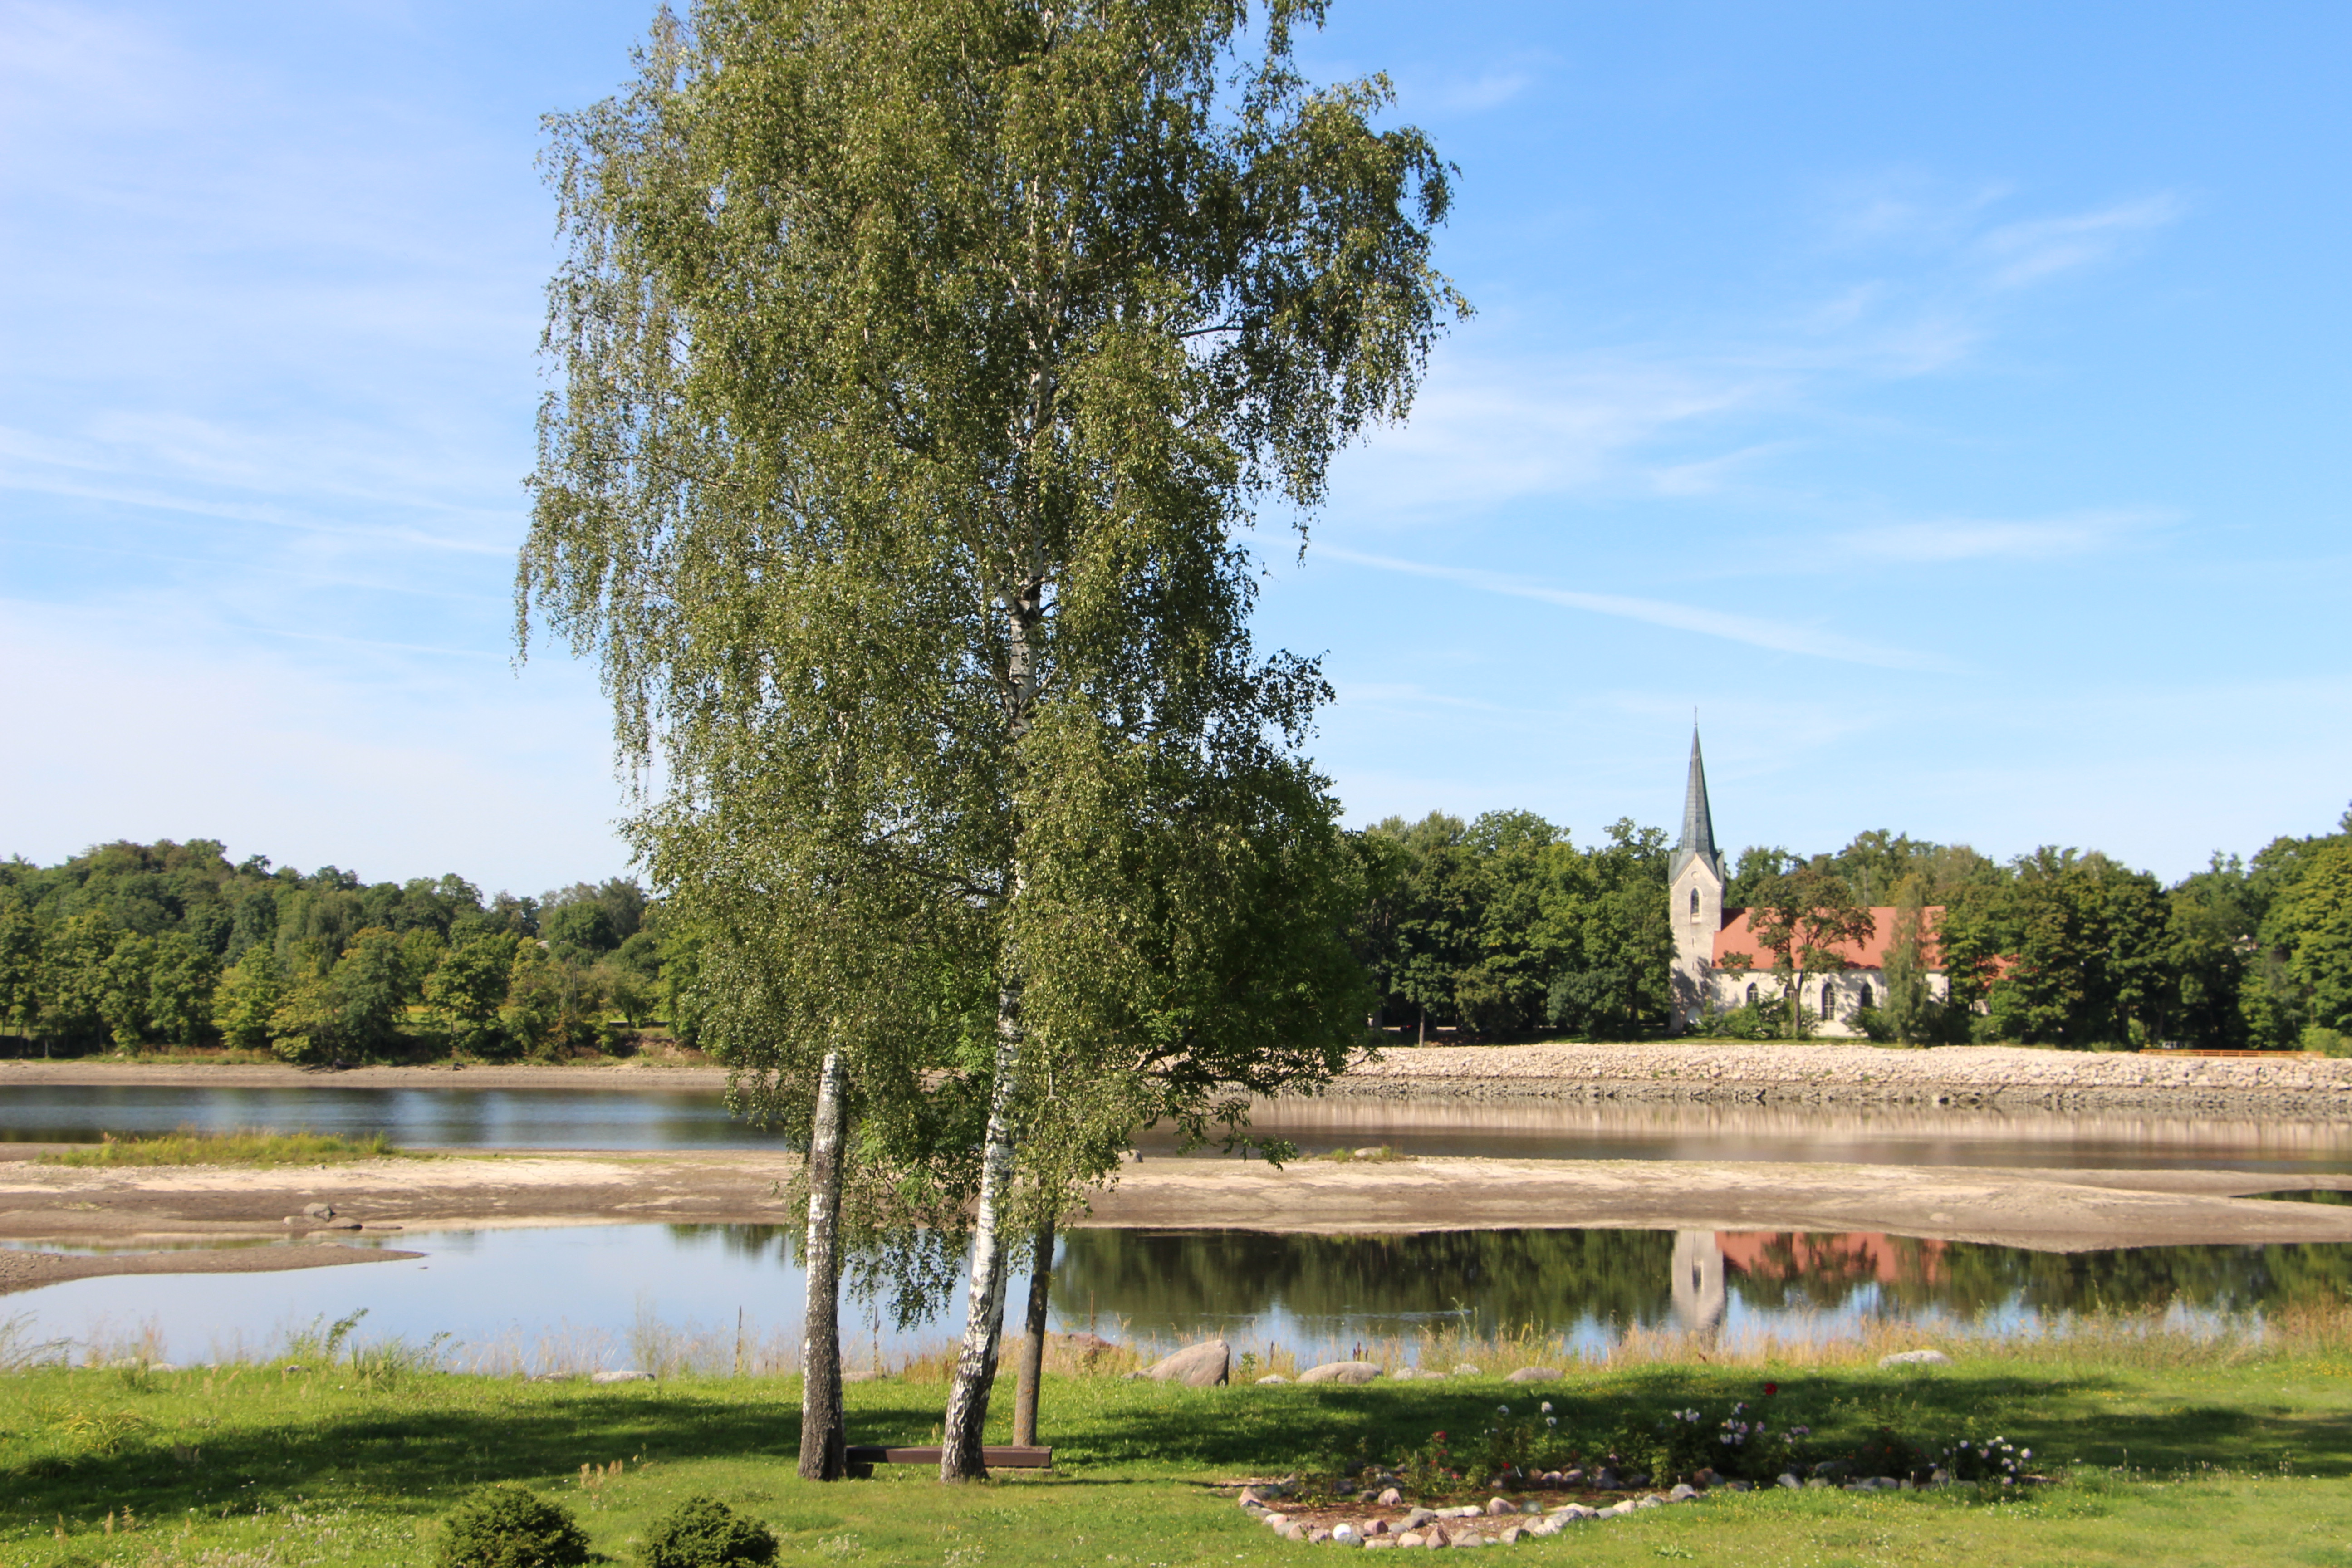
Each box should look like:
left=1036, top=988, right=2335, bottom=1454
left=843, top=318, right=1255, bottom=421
left=1711, top=906, right=1942, bottom=971
left=1715, top=1231, right=1946, bottom=1287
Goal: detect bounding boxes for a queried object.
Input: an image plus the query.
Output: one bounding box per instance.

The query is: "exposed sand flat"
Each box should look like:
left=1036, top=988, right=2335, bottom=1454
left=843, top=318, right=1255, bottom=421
left=0, top=1241, right=421, bottom=1295
left=2, top=1148, right=2349, bottom=1277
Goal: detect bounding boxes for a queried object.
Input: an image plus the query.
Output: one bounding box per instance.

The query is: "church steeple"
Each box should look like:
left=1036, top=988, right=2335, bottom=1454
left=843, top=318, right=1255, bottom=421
left=1671, top=727, right=1724, bottom=885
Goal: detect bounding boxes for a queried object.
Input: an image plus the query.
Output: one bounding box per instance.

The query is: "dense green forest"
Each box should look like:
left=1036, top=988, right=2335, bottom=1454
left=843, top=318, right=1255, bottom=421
left=4, top=803, right=2349, bottom=1058
left=0, top=840, right=697, bottom=1061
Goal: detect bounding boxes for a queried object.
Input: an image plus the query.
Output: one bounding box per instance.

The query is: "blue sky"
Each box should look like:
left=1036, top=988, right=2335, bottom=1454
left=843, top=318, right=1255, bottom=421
left=3, top=1, right=2346, bottom=895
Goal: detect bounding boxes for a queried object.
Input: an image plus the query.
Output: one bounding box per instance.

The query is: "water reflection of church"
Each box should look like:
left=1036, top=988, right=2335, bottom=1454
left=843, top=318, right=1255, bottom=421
left=1671, top=1231, right=1951, bottom=1337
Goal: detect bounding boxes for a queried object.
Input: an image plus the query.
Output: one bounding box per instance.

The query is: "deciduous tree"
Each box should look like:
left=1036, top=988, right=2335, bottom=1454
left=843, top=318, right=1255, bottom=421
left=524, top=0, right=1460, bottom=1480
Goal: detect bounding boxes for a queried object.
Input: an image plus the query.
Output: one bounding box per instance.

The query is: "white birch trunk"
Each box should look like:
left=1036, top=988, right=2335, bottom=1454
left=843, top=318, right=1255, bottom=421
left=798, top=1048, right=848, bottom=1480
left=939, top=1005, right=1022, bottom=1480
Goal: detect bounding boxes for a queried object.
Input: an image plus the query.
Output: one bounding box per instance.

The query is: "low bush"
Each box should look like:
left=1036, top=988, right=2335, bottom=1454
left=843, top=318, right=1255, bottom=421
left=436, top=1484, right=590, bottom=1568
left=639, top=1494, right=778, bottom=1568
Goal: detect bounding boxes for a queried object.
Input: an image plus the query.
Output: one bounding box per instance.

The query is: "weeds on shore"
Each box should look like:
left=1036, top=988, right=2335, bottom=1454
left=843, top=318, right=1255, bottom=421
left=36, top=1127, right=399, bottom=1168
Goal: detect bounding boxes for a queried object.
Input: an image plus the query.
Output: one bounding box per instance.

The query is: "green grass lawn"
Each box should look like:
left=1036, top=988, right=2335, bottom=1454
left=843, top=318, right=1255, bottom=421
left=7, top=1346, right=2352, bottom=1567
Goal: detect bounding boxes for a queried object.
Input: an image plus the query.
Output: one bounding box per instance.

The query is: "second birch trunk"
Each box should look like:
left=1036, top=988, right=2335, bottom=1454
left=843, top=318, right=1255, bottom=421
left=798, top=1048, right=848, bottom=1481
left=939, top=1000, right=1021, bottom=1480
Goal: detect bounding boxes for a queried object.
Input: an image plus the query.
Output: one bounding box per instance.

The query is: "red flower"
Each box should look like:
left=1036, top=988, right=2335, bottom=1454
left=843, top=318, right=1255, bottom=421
left=1762, top=1382, right=1779, bottom=1397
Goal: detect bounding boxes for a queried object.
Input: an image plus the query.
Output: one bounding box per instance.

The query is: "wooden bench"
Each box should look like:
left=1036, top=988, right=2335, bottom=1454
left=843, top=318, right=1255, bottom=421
left=843, top=1445, right=1052, bottom=1477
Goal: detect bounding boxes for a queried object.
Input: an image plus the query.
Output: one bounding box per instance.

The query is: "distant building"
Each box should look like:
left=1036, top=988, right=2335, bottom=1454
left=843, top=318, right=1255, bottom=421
left=1667, top=730, right=1947, bottom=1037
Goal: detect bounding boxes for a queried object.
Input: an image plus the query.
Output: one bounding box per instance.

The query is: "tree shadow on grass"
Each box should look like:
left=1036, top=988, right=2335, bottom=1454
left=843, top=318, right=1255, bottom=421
left=8, top=1365, right=2351, bottom=1534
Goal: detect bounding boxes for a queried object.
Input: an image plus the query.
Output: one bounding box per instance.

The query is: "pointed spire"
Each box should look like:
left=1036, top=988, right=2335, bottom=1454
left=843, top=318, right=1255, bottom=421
left=1671, top=727, right=1724, bottom=885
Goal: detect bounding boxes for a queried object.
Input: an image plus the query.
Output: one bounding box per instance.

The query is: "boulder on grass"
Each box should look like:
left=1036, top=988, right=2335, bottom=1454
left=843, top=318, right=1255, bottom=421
left=1144, top=1338, right=1230, bottom=1387
left=1297, top=1361, right=1384, bottom=1385
left=1877, top=1348, right=1950, bottom=1369
left=1504, top=1367, right=1562, bottom=1384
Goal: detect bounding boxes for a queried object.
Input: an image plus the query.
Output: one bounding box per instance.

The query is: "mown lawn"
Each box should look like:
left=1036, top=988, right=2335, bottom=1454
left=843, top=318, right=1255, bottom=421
left=6, top=1348, right=2352, bottom=1567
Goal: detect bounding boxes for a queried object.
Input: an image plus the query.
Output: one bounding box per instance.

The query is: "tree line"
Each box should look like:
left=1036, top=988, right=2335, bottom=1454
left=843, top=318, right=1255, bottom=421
left=1351, top=807, right=2352, bottom=1052
left=10, top=799, right=2348, bottom=1062
left=0, top=838, right=699, bottom=1061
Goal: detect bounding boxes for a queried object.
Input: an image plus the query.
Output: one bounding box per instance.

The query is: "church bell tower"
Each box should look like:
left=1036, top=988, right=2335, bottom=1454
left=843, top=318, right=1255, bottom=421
left=1668, top=728, right=1726, bottom=1031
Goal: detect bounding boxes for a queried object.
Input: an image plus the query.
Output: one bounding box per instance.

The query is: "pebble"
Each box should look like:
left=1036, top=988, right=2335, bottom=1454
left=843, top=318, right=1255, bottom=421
left=1377, top=1488, right=1403, bottom=1507
left=1667, top=1483, right=1699, bottom=1501
left=1262, top=1513, right=1290, bottom=1531
left=1485, top=1497, right=1515, bottom=1516
left=1331, top=1524, right=1362, bottom=1545
left=1394, top=1532, right=1425, bottom=1548
left=1497, top=1526, right=1523, bottom=1545
left=1403, top=1508, right=1437, bottom=1529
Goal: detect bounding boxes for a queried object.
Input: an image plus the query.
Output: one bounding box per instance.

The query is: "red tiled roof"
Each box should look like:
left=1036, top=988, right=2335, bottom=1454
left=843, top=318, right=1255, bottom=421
left=1711, top=906, right=1943, bottom=971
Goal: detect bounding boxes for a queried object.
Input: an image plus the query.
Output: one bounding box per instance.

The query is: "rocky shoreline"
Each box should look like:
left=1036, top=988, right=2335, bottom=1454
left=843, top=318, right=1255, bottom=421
left=9, top=1042, right=2352, bottom=1118
left=1313, top=1043, right=2352, bottom=1118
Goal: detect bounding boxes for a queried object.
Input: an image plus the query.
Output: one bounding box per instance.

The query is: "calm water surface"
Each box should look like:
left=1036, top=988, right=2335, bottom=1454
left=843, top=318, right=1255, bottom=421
left=10, top=1225, right=2346, bottom=1369
left=7, top=1084, right=2352, bottom=1171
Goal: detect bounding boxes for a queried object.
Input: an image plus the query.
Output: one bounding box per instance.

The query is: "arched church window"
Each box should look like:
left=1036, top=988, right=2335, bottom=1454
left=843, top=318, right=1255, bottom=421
left=1860, top=982, right=1874, bottom=1010
left=1689, top=887, right=1700, bottom=919
left=1820, top=983, right=1835, bottom=1019
left=1745, top=983, right=1758, bottom=1007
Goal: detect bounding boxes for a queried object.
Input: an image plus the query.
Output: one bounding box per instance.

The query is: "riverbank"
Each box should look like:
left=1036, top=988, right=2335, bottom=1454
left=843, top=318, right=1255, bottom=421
left=12, top=1041, right=2351, bottom=1116
left=1323, top=1041, right=2352, bottom=1116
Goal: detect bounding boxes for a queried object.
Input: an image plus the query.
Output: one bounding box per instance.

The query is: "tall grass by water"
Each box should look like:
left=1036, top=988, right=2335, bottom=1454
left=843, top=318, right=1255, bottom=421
left=34, top=1126, right=399, bottom=1167
left=24, top=1294, right=2352, bottom=1387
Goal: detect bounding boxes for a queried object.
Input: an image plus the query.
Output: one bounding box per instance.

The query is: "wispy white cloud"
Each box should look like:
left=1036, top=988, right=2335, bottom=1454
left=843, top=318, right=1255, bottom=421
left=1835, top=509, right=2171, bottom=563
left=1317, top=545, right=1956, bottom=670
left=1972, top=196, right=2187, bottom=289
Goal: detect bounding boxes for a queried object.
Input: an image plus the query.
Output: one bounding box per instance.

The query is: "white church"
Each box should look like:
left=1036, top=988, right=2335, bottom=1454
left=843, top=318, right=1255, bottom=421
left=1667, top=730, right=1948, bottom=1037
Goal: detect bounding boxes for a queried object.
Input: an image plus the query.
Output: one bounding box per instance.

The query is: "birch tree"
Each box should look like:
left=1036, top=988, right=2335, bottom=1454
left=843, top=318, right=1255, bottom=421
left=524, top=0, right=1461, bottom=1482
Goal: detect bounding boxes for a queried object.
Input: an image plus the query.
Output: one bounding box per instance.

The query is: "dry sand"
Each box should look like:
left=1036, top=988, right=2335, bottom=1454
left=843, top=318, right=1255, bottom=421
left=3, top=1144, right=2349, bottom=1294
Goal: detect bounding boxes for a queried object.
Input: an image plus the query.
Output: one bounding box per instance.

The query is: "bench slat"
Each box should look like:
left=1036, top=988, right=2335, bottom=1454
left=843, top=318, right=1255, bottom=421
left=843, top=1444, right=1052, bottom=1468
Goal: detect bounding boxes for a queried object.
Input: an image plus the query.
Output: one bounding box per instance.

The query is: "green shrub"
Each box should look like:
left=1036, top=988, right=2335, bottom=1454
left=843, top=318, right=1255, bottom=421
left=2303, top=1026, right=2350, bottom=1058
left=436, top=1485, right=590, bottom=1568
left=639, top=1495, right=778, bottom=1568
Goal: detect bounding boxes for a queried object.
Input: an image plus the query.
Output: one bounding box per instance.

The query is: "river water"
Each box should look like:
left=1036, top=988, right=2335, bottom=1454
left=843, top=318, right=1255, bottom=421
left=6, top=1083, right=2351, bottom=1171
left=7, top=1083, right=2349, bottom=1363
left=10, top=1223, right=2343, bottom=1372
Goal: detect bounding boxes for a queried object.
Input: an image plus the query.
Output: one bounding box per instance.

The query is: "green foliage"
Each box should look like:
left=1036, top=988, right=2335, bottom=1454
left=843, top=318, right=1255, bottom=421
left=1745, top=867, right=1875, bottom=1038
left=1940, top=848, right=2170, bottom=1047
left=435, top=1485, right=590, bottom=1568
left=0, top=839, right=671, bottom=1059
left=638, top=1495, right=778, bottom=1568
left=211, top=946, right=284, bottom=1051
left=1357, top=813, right=1673, bottom=1039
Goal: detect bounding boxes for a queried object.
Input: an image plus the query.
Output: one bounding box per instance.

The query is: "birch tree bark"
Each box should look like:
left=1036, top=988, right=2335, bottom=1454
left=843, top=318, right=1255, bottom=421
left=940, top=1019, right=1022, bottom=1480
left=1010, top=1217, right=1056, bottom=1448
left=798, top=1047, right=849, bottom=1480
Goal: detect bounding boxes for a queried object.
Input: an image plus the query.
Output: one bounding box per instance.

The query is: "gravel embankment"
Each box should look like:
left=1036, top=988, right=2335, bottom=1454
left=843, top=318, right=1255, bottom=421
left=1319, top=1043, right=2352, bottom=1117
